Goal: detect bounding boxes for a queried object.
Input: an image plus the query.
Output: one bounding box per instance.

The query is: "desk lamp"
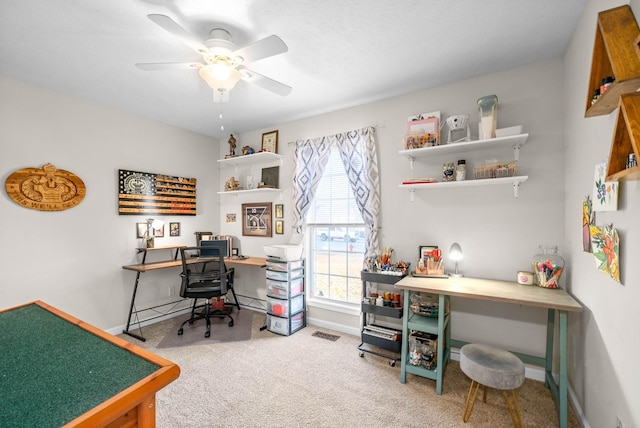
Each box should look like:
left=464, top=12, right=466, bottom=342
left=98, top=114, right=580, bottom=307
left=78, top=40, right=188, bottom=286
left=449, top=242, right=463, bottom=277
left=144, top=218, right=164, bottom=248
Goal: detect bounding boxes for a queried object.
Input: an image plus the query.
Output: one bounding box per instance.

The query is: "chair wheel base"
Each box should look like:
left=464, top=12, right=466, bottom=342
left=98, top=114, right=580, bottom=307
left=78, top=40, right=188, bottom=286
left=205, top=330, right=211, bottom=338
left=178, top=328, right=184, bottom=335
left=228, top=319, right=234, bottom=327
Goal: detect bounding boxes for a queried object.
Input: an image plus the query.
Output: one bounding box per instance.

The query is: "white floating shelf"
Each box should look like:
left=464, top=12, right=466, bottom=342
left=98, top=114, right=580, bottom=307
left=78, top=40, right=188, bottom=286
left=217, top=188, right=282, bottom=196
left=399, top=176, right=529, bottom=200
left=217, top=152, right=283, bottom=168
left=399, top=133, right=528, bottom=170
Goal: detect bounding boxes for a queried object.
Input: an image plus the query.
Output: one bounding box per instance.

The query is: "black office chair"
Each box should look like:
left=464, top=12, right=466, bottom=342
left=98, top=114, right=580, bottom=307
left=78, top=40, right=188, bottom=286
left=177, top=245, right=234, bottom=338
left=200, top=239, right=241, bottom=311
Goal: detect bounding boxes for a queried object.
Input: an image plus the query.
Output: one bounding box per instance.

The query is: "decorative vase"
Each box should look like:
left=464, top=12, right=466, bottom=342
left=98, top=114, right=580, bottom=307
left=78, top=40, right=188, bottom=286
left=531, top=245, right=565, bottom=288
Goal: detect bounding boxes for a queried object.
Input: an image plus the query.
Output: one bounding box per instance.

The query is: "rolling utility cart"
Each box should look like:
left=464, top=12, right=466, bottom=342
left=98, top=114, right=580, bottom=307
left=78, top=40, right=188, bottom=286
left=358, top=271, right=406, bottom=366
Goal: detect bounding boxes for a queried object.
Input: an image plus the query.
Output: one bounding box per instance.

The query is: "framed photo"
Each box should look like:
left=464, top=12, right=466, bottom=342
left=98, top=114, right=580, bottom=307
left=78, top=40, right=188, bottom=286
left=136, top=223, right=147, bottom=238
left=169, top=222, right=180, bottom=237
left=275, top=220, right=284, bottom=235
left=242, top=202, right=272, bottom=237
left=419, top=245, right=440, bottom=261
left=261, top=130, right=278, bottom=153
left=153, top=224, right=165, bottom=238
left=232, top=248, right=239, bottom=256
left=275, top=204, right=284, bottom=218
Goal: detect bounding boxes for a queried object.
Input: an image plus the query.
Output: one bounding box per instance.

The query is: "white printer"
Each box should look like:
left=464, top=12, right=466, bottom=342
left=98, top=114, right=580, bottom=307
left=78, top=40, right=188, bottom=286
left=263, top=243, right=304, bottom=261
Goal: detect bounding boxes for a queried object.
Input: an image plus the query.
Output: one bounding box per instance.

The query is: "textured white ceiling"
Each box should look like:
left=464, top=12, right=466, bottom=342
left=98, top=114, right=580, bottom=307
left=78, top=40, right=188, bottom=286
left=0, top=0, right=588, bottom=139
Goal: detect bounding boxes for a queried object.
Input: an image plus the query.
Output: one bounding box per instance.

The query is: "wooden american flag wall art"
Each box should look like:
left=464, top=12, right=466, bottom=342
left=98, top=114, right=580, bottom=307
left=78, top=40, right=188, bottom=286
left=118, top=169, right=196, bottom=216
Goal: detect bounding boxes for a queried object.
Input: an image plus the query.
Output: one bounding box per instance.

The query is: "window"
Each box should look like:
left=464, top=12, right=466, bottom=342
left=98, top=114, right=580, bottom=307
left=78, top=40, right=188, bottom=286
left=306, top=146, right=365, bottom=304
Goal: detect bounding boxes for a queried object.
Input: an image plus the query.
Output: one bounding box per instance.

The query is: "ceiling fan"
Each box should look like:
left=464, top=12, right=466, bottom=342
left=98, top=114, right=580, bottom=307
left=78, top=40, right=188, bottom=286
left=136, top=14, right=292, bottom=101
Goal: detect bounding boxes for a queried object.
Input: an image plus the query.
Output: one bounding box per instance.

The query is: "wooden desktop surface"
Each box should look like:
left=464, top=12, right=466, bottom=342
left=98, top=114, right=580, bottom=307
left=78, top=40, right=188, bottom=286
left=122, top=256, right=267, bottom=272
left=395, top=275, right=582, bottom=312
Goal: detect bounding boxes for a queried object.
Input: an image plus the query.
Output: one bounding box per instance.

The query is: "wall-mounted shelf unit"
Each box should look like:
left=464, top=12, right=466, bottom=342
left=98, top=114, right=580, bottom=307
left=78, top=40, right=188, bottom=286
left=585, top=5, right=640, bottom=117
left=398, top=133, right=529, bottom=200
left=398, top=133, right=528, bottom=171
left=218, top=151, right=283, bottom=196
left=606, top=92, right=640, bottom=181
left=217, top=152, right=283, bottom=172
left=217, top=188, right=283, bottom=196
left=399, top=176, right=529, bottom=200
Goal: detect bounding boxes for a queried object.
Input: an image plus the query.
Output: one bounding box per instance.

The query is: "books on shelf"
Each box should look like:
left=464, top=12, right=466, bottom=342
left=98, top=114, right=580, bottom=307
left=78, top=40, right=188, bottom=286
left=401, top=177, right=438, bottom=185
left=363, top=325, right=402, bottom=341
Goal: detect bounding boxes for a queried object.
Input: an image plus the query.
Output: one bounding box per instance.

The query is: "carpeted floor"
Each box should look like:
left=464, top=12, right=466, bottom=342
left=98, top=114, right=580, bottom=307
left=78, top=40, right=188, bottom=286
left=120, top=310, right=580, bottom=428
left=156, top=308, right=253, bottom=348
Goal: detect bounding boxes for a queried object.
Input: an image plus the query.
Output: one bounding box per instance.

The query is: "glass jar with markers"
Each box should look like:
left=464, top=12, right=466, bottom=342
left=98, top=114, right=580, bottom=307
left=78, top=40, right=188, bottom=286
left=531, top=245, right=565, bottom=288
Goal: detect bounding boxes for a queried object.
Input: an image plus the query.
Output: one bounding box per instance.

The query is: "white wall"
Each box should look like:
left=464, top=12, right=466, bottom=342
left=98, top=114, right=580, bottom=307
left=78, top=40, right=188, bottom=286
left=563, top=1, right=640, bottom=427
left=223, top=58, right=567, bottom=357
left=0, top=76, right=219, bottom=329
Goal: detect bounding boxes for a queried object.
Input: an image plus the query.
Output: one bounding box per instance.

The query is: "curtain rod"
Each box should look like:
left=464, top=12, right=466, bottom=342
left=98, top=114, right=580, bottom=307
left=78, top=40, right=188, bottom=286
left=286, top=124, right=379, bottom=144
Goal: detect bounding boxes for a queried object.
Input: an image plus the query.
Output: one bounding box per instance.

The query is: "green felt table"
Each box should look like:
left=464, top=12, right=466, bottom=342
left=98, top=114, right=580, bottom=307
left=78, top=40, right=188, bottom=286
left=0, top=301, right=180, bottom=427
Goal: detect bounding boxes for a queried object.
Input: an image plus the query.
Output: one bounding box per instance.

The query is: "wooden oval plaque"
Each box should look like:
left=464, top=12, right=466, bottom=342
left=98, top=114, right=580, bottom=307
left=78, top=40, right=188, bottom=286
left=5, top=163, right=86, bottom=211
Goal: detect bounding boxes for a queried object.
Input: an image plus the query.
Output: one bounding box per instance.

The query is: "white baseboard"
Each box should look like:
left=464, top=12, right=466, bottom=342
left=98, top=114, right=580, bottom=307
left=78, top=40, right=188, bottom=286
left=306, top=316, right=360, bottom=337
left=107, top=307, right=192, bottom=337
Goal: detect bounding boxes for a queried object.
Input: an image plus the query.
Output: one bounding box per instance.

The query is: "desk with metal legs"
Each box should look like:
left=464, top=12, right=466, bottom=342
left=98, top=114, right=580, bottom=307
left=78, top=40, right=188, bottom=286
left=121, top=245, right=266, bottom=341
left=395, top=276, right=582, bottom=428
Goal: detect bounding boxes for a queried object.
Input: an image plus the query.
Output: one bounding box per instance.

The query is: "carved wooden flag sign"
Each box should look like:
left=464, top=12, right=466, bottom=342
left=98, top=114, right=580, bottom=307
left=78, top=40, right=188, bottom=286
left=118, top=169, right=196, bottom=216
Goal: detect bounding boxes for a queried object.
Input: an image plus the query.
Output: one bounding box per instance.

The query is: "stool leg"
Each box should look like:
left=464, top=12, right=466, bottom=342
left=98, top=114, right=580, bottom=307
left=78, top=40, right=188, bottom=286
left=482, top=384, right=488, bottom=403
left=463, top=380, right=481, bottom=423
left=502, top=389, right=523, bottom=428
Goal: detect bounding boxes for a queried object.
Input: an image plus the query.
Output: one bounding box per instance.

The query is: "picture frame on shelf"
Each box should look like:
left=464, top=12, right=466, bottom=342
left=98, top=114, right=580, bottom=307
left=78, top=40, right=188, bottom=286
left=169, top=222, right=180, bottom=237
left=275, top=204, right=284, bottom=218
left=261, top=130, right=278, bottom=153
left=260, top=166, right=279, bottom=188
left=418, top=245, right=440, bottom=260
left=275, top=220, right=284, bottom=235
left=242, top=202, right=273, bottom=237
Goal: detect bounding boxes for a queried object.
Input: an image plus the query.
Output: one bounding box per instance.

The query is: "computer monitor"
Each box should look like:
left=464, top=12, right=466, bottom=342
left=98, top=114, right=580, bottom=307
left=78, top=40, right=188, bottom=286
left=200, top=239, right=228, bottom=258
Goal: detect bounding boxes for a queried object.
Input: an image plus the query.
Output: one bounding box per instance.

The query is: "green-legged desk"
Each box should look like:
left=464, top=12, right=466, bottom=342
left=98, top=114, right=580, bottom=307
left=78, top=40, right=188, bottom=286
left=0, top=301, right=180, bottom=427
left=395, top=276, right=582, bottom=428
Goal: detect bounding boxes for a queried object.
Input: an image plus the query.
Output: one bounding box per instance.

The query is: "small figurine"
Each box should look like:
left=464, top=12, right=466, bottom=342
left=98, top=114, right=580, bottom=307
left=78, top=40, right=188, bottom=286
left=228, top=134, right=237, bottom=156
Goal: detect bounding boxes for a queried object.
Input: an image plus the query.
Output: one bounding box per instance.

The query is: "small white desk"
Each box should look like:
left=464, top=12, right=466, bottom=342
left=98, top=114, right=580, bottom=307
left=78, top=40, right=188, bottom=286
left=395, top=275, right=582, bottom=428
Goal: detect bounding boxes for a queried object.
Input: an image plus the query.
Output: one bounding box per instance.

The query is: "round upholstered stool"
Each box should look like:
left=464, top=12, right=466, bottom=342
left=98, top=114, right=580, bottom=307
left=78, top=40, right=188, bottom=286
left=460, top=343, right=525, bottom=428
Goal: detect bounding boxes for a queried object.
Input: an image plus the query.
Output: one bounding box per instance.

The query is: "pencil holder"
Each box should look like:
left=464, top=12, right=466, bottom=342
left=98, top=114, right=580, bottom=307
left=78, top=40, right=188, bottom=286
left=532, top=245, right=565, bottom=288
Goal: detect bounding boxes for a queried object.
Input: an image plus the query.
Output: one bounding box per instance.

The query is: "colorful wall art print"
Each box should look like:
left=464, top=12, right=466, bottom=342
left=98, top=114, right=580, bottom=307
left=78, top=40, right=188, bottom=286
left=589, top=224, right=620, bottom=283
left=592, top=163, right=618, bottom=211
left=582, top=195, right=595, bottom=252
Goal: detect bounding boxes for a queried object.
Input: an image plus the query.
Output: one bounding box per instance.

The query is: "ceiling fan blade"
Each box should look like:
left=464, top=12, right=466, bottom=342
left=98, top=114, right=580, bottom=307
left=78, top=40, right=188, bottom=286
left=135, top=62, right=202, bottom=71
left=147, top=14, right=209, bottom=55
left=239, top=67, right=292, bottom=96
left=233, top=35, right=288, bottom=64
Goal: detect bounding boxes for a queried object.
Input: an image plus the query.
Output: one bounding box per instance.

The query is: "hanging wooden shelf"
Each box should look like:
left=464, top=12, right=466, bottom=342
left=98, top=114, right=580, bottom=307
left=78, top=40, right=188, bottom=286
left=585, top=5, right=640, bottom=117
left=606, top=92, right=640, bottom=181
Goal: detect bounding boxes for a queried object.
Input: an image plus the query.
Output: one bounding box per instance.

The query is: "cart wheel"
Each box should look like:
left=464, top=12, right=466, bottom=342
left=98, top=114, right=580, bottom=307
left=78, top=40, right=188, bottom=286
left=359, top=352, right=364, bottom=358
left=389, top=360, right=396, bottom=367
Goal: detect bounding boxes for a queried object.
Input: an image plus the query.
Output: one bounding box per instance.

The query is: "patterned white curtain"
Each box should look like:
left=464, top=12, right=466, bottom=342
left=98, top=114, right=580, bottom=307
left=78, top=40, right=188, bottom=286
left=292, top=126, right=380, bottom=259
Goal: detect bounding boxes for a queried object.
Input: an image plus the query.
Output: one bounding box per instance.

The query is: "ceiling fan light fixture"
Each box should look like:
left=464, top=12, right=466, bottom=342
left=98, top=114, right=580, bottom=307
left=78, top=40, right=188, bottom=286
left=198, top=62, right=241, bottom=91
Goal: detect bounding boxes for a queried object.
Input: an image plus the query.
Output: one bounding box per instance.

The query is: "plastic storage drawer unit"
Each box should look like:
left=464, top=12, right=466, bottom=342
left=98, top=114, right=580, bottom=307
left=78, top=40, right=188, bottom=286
left=266, top=277, right=304, bottom=298
left=266, top=268, right=303, bottom=282
left=266, top=259, right=304, bottom=272
left=267, top=294, right=304, bottom=316
left=267, top=312, right=305, bottom=336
